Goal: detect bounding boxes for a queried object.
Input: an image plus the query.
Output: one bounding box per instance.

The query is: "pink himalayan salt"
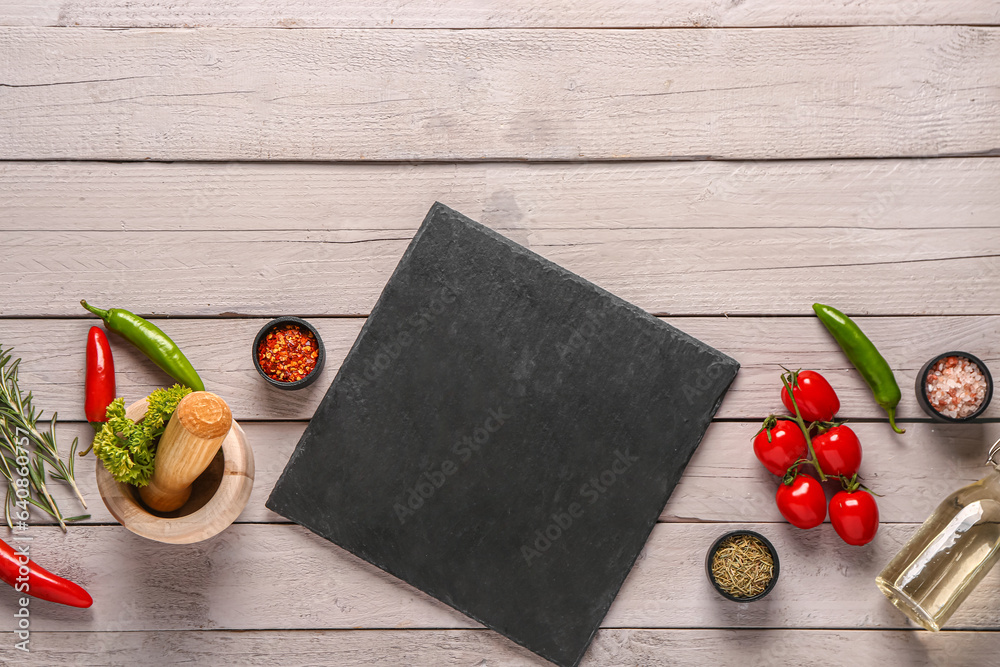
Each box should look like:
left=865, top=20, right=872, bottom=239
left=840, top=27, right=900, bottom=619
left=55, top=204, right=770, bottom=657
left=925, top=356, right=988, bottom=419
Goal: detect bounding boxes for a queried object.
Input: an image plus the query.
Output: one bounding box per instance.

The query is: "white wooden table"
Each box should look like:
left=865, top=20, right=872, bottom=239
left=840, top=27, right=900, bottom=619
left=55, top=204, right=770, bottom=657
left=2, top=2, right=999, bottom=665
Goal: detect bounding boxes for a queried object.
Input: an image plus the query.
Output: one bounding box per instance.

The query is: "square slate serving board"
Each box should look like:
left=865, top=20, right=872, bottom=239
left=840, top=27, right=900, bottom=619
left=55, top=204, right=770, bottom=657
left=267, top=203, right=739, bottom=667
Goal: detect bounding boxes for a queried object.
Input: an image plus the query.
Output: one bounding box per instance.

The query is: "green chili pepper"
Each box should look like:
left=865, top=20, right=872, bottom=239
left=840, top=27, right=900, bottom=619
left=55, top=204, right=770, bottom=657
left=80, top=301, right=205, bottom=392
left=812, top=303, right=904, bottom=434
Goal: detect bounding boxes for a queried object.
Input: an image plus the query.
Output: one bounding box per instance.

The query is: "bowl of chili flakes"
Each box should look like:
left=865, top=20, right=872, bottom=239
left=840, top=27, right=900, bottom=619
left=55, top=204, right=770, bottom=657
left=253, top=317, right=326, bottom=389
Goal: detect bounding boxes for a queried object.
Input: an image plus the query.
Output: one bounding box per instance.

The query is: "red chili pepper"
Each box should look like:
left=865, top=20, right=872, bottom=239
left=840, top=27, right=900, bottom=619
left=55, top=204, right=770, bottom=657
left=0, top=538, right=93, bottom=608
left=85, top=326, right=116, bottom=426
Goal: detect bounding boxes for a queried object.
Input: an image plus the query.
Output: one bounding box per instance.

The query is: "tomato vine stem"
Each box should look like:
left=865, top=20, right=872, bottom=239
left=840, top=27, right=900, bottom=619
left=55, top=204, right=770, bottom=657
left=780, top=369, right=828, bottom=482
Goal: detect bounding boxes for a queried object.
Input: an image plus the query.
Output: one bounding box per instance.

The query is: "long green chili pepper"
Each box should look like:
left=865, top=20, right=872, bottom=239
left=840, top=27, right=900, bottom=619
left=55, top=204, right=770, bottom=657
left=812, top=303, right=904, bottom=434
left=80, top=301, right=205, bottom=392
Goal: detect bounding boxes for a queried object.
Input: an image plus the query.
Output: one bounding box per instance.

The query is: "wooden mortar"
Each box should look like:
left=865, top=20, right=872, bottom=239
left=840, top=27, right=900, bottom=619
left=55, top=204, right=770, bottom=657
left=140, top=392, right=233, bottom=512
left=96, top=395, right=254, bottom=545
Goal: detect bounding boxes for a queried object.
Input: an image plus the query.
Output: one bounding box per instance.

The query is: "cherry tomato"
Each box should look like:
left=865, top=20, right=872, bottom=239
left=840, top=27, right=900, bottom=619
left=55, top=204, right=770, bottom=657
left=829, top=489, right=879, bottom=546
left=753, top=419, right=808, bottom=476
left=775, top=473, right=827, bottom=529
left=812, top=425, right=862, bottom=477
left=781, top=370, right=840, bottom=422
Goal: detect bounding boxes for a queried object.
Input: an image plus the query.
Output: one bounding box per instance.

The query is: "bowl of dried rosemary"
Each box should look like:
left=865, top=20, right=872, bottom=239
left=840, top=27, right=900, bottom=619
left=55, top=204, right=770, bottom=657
left=706, top=530, right=780, bottom=602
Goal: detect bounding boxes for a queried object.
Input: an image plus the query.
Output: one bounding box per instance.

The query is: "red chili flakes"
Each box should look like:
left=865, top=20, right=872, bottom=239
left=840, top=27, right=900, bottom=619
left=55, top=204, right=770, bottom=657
left=258, top=324, right=319, bottom=383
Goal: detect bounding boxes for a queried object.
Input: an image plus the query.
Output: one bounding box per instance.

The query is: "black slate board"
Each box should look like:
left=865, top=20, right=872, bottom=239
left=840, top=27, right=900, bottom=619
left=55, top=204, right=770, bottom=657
left=267, top=203, right=739, bottom=667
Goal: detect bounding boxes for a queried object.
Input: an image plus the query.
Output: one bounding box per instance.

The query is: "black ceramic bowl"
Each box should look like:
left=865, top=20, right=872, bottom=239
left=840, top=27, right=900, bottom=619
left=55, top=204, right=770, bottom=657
left=252, top=316, right=326, bottom=390
left=915, top=351, right=993, bottom=422
left=706, top=530, right=780, bottom=602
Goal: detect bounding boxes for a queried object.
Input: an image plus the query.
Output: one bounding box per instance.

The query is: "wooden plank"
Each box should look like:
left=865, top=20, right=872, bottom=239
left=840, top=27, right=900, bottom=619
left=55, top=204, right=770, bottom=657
left=1, top=227, right=997, bottom=316
left=2, top=27, right=998, bottom=161
left=12, top=522, right=1000, bottom=631
left=4, top=159, right=999, bottom=232
left=6, top=1, right=1000, bottom=29
left=17, top=628, right=1000, bottom=666
left=38, top=420, right=1000, bottom=526
left=5, top=316, right=998, bottom=421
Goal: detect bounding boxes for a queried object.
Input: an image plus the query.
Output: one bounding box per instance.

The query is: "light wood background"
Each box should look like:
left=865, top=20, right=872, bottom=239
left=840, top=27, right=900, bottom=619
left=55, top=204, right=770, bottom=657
left=2, top=2, right=999, bottom=665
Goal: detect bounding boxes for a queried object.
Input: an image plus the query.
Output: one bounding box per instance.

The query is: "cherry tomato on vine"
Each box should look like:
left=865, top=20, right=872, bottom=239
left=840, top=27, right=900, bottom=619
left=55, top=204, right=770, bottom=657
left=829, top=489, right=879, bottom=546
left=781, top=370, right=840, bottom=422
left=775, top=473, right=827, bottom=529
left=812, top=425, right=862, bottom=477
left=753, top=419, right=808, bottom=476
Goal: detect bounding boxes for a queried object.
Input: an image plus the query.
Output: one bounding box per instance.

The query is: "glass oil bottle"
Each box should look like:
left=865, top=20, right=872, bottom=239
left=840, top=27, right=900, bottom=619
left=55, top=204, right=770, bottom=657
left=876, top=437, right=1000, bottom=631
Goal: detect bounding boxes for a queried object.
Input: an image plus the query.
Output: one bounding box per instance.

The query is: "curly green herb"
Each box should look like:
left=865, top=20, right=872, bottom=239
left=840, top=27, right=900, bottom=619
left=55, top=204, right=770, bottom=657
left=90, top=385, right=192, bottom=486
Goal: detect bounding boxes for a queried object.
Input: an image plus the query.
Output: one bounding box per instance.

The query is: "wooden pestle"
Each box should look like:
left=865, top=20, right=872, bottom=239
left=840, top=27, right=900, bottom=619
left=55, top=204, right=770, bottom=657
left=139, top=392, right=233, bottom=513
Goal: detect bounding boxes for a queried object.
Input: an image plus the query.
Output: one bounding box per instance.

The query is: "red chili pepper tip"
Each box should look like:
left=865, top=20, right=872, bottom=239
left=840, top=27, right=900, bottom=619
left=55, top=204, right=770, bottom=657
left=0, top=539, right=93, bottom=608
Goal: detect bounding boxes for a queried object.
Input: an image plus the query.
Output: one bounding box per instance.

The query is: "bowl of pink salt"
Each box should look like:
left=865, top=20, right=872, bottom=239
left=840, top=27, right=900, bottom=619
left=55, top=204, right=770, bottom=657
left=916, top=352, right=993, bottom=422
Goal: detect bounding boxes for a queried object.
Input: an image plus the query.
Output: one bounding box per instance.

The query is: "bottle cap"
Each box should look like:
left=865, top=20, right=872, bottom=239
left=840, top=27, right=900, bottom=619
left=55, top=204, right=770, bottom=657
left=987, top=437, right=1000, bottom=470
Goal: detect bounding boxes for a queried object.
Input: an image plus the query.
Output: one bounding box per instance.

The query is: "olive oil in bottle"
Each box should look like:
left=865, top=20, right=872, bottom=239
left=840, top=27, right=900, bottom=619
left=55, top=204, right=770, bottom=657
left=876, top=440, right=1000, bottom=631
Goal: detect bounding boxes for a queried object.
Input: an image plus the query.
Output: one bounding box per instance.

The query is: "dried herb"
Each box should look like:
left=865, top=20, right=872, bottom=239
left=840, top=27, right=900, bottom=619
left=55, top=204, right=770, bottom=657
left=711, top=534, right=774, bottom=598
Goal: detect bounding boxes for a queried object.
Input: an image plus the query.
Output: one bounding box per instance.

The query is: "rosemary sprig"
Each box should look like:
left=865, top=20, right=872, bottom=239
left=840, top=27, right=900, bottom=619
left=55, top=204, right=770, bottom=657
left=0, top=345, right=89, bottom=530
left=29, top=455, right=65, bottom=532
